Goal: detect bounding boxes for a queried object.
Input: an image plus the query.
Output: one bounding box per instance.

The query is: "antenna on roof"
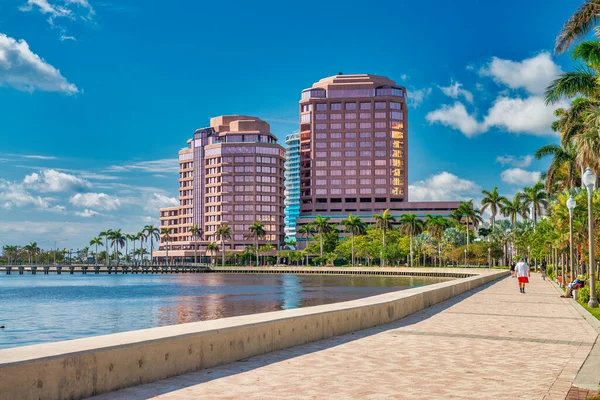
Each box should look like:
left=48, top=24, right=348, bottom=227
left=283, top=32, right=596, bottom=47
left=338, top=72, right=343, bottom=75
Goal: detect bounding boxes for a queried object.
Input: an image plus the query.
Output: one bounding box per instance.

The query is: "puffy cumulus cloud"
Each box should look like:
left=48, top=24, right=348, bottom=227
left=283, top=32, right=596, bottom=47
left=479, top=52, right=563, bottom=95
left=0, top=180, right=64, bottom=211
left=23, top=169, right=91, bottom=192
left=484, top=96, right=568, bottom=136
left=425, top=102, right=484, bottom=137
left=500, top=168, right=542, bottom=186
left=496, top=154, right=533, bottom=168
left=74, top=209, right=99, bottom=217
left=438, top=80, right=473, bottom=103
left=69, top=192, right=121, bottom=210
left=0, top=34, right=79, bottom=93
left=409, top=172, right=480, bottom=201
left=407, top=87, right=432, bottom=108
left=143, top=193, right=178, bottom=213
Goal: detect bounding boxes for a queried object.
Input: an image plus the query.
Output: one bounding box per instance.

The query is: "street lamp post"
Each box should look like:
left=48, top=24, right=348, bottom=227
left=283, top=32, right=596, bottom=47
left=488, top=247, right=492, bottom=269
left=527, top=245, right=531, bottom=266
left=583, top=167, right=598, bottom=308
left=567, top=195, right=576, bottom=287
left=464, top=248, right=467, bottom=267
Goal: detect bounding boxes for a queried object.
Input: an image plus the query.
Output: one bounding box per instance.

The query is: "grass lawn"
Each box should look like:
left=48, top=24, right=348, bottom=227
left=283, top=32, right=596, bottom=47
left=579, top=303, right=600, bottom=321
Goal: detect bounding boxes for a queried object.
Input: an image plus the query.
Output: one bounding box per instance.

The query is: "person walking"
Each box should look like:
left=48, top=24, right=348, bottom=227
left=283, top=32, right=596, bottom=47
left=541, top=260, right=547, bottom=281
left=510, top=261, right=516, bottom=278
left=515, top=257, right=530, bottom=294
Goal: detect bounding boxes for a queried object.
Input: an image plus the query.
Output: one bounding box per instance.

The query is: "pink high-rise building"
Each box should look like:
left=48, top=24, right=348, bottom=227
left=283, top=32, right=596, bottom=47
left=153, top=116, right=286, bottom=262
left=296, top=74, right=460, bottom=243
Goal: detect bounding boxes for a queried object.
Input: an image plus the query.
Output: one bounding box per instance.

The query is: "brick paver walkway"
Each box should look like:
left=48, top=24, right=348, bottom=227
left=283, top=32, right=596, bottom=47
left=92, top=275, right=598, bottom=400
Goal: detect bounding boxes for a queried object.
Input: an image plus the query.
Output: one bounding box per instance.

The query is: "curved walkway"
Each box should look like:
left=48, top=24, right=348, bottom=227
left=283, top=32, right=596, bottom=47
left=93, top=275, right=598, bottom=400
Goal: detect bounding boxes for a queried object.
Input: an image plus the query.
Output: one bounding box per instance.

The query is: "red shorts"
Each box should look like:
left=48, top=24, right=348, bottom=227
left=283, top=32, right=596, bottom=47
left=518, top=277, right=529, bottom=284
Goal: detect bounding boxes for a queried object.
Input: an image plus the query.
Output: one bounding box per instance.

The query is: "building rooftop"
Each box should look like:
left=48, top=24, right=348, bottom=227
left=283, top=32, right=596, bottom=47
left=309, top=74, right=401, bottom=90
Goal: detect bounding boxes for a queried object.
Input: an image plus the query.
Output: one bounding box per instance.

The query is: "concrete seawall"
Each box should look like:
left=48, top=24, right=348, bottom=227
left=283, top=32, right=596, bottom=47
left=0, top=268, right=508, bottom=400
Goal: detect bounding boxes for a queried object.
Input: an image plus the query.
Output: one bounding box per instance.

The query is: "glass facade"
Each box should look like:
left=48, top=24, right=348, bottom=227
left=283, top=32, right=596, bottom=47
left=284, top=132, right=300, bottom=242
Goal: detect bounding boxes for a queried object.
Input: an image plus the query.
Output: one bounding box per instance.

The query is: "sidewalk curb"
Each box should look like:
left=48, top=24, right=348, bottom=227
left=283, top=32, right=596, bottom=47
left=550, top=279, right=600, bottom=391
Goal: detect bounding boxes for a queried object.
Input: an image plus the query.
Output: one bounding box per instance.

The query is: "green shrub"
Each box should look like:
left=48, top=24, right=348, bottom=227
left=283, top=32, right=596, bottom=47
left=578, top=286, right=590, bottom=304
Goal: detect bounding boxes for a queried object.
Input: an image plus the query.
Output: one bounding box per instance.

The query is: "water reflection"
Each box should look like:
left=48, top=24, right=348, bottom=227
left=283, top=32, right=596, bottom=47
left=0, top=273, right=451, bottom=349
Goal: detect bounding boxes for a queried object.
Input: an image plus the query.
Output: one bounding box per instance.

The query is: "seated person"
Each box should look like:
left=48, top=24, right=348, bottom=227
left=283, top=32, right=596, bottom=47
left=562, top=275, right=586, bottom=298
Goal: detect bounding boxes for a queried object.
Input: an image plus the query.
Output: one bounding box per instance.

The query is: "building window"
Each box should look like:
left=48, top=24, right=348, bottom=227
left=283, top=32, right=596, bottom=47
left=345, top=151, right=356, bottom=157
left=346, top=170, right=356, bottom=175
left=345, top=113, right=356, bottom=120
left=375, top=112, right=386, bottom=119
left=360, top=150, right=372, bottom=157
left=345, top=179, right=356, bottom=185
left=375, top=150, right=386, bottom=157
left=345, top=160, right=356, bottom=167
left=374, top=141, right=386, bottom=147
left=330, top=151, right=342, bottom=157
left=345, top=132, right=356, bottom=139
left=344, top=123, right=356, bottom=130
left=330, top=123, right=342, bottom=129
left=331, top=103, right=342, bottom=111
left=359, top=122, right=372, bottom=129
left=359, top=188, right=372, bottom=194
left=375, top=178, right=386, bottom=185
left=345, top=141, right=356, bottom=148
left=316, top=103, right=327, bottom=111
left=331, top=113, right=342, bottom=120
left=360, top=170, right=371, bottom=176
left=331, top=170, right=342, bottom=176
left=359, top=141, right=371, bottom=148
left=390, top=111, right=403, bottom=120
left=375, top=169, right=386, bottom=175
left=359, top=131, right=371, bottom=138
left=316, top=179, right=327, bottom=186
left=375, top=122, right=387, bottom=128
left=330, top=160, right=342, bottom=167
left=316, top=161, right=327, bottom=167
left=316, top=123, right=327, bottom=130
left=360, top=160, right=371, bottom=166
left=330, top=179, right=341, bottom=185
left=360, top=102, right=371, bottom=110
left=375, top=102, right=386, bottom=109
left=331, top=188, right=342, bottom=194
left=375, top=159, right=387, bottom=166
left=345, top=103, right=357, bottom=110
left=359, top=112, right=371, bottom=119
left=330, top=142, right=341, bottom=148
left=316, top=151, right=327, bottom=157
left=375, top=131, right=386, bottom=138
left=330, top=132, right=342, bottom=139
left=316, top=133, right=326, bottom=139
left=390, top=102, right=401, bottom=110
left=345, top=188, right=357, bottom=194
left=301, top=114, right=311, bottom=123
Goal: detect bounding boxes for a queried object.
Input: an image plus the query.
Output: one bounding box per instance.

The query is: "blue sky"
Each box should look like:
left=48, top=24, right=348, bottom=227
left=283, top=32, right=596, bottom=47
left=0, top=0, right=583, bottom=250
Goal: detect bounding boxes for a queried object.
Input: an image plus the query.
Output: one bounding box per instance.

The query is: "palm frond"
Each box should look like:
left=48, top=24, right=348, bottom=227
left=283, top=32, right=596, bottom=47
left=555, top=0, right=600, bottom=54
left=544, top=67, right=598, bottom=105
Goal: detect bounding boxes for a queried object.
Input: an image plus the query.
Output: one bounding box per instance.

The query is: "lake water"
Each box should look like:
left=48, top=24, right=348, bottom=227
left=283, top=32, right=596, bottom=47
left=0, top=273, right=450, bottom=349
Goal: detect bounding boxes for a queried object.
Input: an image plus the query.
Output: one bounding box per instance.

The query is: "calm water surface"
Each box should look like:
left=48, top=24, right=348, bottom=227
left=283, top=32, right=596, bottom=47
left=0, top=273, right=450, bottom=349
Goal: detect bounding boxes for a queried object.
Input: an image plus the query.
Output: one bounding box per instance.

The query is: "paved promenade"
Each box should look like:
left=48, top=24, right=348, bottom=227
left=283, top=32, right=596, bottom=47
left=93, top=275, right=598, bottom=400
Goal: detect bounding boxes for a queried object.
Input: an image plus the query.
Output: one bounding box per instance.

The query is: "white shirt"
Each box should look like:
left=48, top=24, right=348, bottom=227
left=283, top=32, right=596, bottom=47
left=515, top=261, right=529, bottom=277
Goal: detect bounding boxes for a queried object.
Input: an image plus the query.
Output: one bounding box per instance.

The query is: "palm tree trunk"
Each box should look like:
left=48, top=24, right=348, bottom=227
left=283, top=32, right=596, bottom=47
left=165, top=240, right=169, bottom=264
left=382, top=229, right=386, bottom=267
left=351, top=233, right=355, bottom=268
left=255, top=238, right=258, bottom=267
left=194, top=238, right=198, bottom=265
left=105, top=236, right=109, bottom=266
left=466, top=217, right=470, bottom=249
left=222, top=237, right=225, bottom=267
left=319, top=229, right=323, bottom=259
left=409, top=234, right=414, bottom=267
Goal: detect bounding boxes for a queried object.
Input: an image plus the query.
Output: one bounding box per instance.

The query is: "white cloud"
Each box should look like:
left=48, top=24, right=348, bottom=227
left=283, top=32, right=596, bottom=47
left=105, top=159, right=179, bottom=174
left=0, top=179, right=63, bottom=211
left=143, top=193, right=178, bottom=213
left=479, top=52, right=563, bottom=95
left=438, top=80, right=473, bottom=103
left=483, top=96, right=567, bottom=136
left=425, top=102, right=484, bottom=137
left=409, top=172, right=480, bottom=201
left=21, top=154, right=57, bottom=160
left=407, top=87, right=432, bottom=108
left=0, top=33, right=79, bottom=93
left=496, top=154, right=533, bottom=168
left=74, top=208, right=99, bottom=217
left=400, top=74, right=408, bottom=80
left=500, top=168, right=541, bottom=186
left=23, top=169, right=91, bottom=192
left=69, top=192, right=121, bottom=210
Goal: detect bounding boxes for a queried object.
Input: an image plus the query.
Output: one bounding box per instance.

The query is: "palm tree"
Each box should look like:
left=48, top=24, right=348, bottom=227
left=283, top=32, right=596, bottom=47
left=373, top=209, right=396, bottom=267
left=520, top=182, right=549, bottom=224
left=144, top=225, right=160, bottom=263
left=398, top=214, right=424, bottom=267
left=99, top=229, right=113, bottom=265
left=535, top=143, right=580, bottom=192
left=206, top=242, right=219, bottom=265
left=457, top=201, right=483, bottom=248
left=23, top=242, right=38, bottom=264
left=500, top=194, right=528, bottom=226
left=109, top=229, right=126, bottom=266
left=480, top=187, right=507, bottom=228
left=341, top=214, right=367, bottom=267
left=216, top=224, right=232, bottom=267
left=137, top=231, right=146, bottom=264
left=313, top=215, right=333, bottom=261
left=189, top=224, right=203, bottom=264
left=160, top=227, right=172, bottom=264
left=89, top=237, right=103, bottom=264
left=554, top=0, right=600, bottom=54
left=135, top=247, right=148, bottom=262
left=425, top=215, right=450, bottom=267
left=297, top=223, right=314, bottom=265
left=125, top=234, right=134, bottom=264
left=245, top=221, right=266, bottom=267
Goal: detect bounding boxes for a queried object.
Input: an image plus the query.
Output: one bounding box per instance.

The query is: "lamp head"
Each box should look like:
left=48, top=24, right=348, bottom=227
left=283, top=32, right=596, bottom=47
left=582, top=167, right=596, bottom=189
left=566, top=195, right=576, bottom=213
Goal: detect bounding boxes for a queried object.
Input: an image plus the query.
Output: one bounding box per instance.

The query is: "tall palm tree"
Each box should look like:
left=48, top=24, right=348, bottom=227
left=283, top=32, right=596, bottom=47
left=89, top=237, right=103, bottom=264
left=137, top=231, right=146, bottom=264
left=23, top=242, right=38, bottom=264
left=297, top=223, right=314, bottom=265
left=313, top=215, right=333, bottom=261
left=425, top=215, right=450, bottom=267
left=206, top=242, right=219, bottom=265
left=245, top=221, right=266, bottom=267
left=535, top=143, right=580, bottom=192
left=160, top=227, right=172, bottom=264
left=216, top=224, right=232, bottom=267
left=555, top=0, right=600, bottom=54
left=398, top=214, right=424, bottom=267
left=480, top=187, right=507, bottom=228
left=144, top=225, right=160, bottom=263
left=99, top=229, right=113, bottom=265
left=373, top=209, right=396, bottom=267
left=457, top=201, right=483, bottom=248
left=109, top=229, right=126, bottom=266
left=341, top=214, right=367, bottom=267
left=125, top=234, right=134, bottom=264
left=500, top=194, right=528, bottom=226
left=189, top=224, right=203, bottom=264
left=520, top=182, right=549, bottom=223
